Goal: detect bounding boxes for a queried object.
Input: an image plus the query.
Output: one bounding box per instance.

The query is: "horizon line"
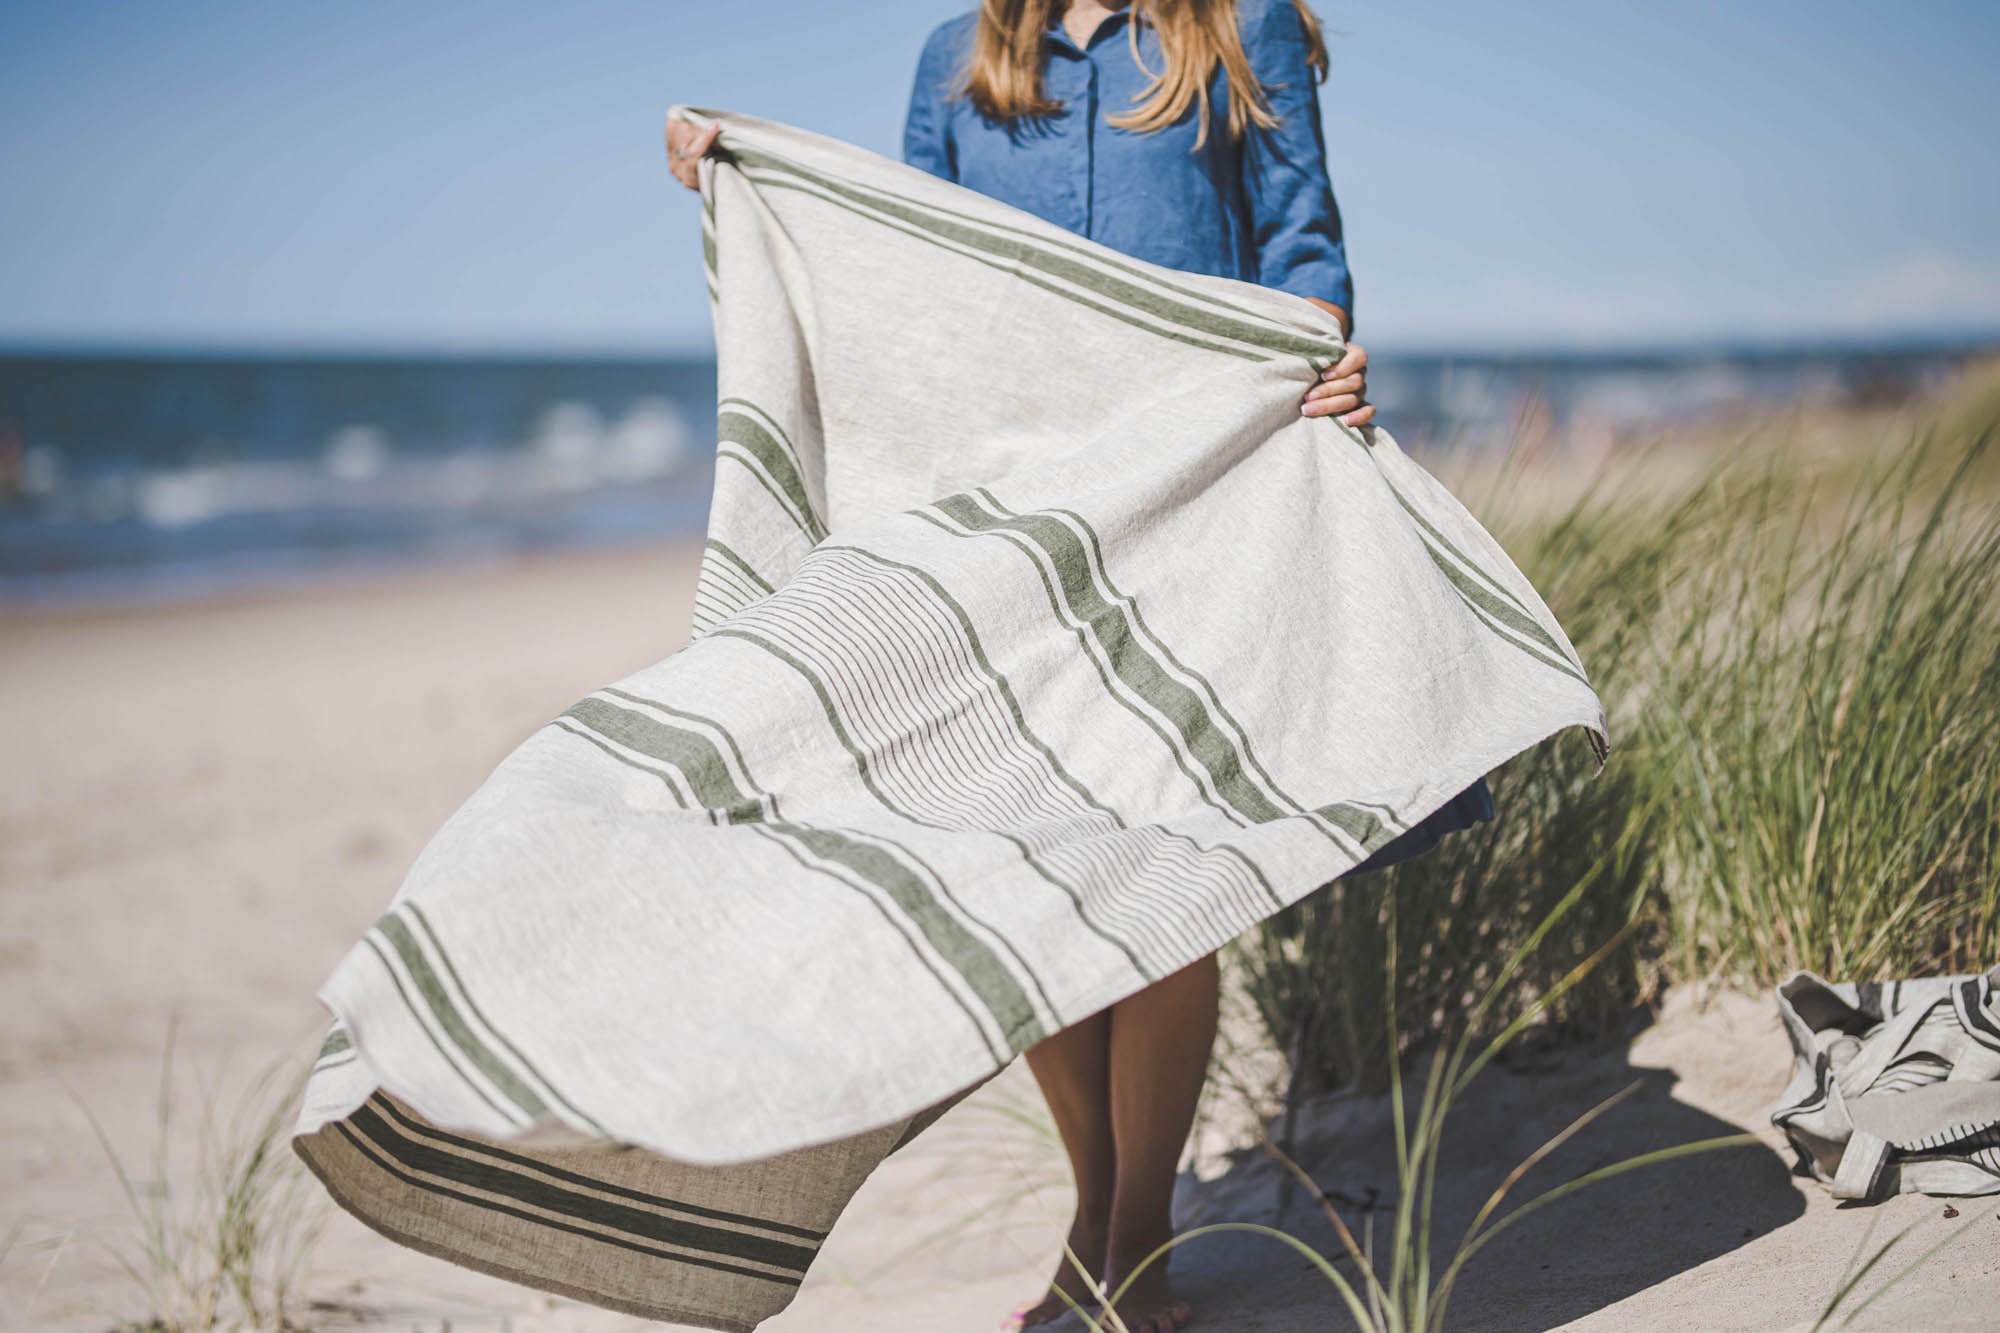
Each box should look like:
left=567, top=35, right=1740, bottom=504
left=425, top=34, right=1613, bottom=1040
left=3, top=327, right=1999, bottom=365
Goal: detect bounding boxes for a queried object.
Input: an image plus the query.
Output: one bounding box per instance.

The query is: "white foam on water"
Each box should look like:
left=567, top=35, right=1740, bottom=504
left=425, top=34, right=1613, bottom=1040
left=324, top=425, right=392, bottom=481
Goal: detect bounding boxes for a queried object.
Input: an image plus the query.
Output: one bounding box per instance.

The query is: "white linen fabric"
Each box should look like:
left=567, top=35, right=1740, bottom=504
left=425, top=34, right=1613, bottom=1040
left=291, top=107, right=1608, bottom=1330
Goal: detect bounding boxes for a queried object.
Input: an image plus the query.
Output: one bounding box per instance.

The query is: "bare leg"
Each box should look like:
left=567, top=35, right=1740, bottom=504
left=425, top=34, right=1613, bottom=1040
left=1011, top=1008, right=1117, bottom=1327
left=1104, top=953, right=1218, bottom=1332
left=1007, top=954, right=1220, bottom=1332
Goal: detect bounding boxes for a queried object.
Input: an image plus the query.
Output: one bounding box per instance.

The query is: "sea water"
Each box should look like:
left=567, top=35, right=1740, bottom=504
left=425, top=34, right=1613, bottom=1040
left=0, top=342, right=1981, bottom=605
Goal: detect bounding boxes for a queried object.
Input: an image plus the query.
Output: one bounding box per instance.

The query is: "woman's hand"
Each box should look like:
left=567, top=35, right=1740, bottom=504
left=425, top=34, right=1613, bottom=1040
left=1297, top=298, right=1373, bottom=427
left=1302, top=342, right=1374, bottom=427
left=666, top=117, right=721, bottom=192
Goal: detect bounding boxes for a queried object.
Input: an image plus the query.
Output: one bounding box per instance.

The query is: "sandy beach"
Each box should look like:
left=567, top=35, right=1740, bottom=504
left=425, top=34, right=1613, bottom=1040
left=4, top=541, right=1993, bottom=1331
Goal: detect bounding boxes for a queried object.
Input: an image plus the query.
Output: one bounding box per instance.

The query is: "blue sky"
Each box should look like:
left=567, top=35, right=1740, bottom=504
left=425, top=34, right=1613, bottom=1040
left=2, top=0, right=1996, bottom=352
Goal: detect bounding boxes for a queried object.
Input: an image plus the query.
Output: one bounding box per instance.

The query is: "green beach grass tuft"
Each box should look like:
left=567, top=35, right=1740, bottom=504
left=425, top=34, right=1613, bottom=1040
left=1241, top=370, right=2000, bottom=1088
left=71, top=1019, right=330, bottom=1332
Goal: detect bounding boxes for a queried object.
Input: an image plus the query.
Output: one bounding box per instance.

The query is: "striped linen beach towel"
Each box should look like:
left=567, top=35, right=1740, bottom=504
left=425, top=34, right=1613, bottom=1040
left=1773, top=967, right=2000, bottom=1200
left=291, top=107, right=1608, bottom=1330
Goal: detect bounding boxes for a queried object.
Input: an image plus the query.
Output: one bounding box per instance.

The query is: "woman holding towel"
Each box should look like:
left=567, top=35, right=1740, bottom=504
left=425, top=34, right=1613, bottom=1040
left=667, top=4, right=1495, bottom=1328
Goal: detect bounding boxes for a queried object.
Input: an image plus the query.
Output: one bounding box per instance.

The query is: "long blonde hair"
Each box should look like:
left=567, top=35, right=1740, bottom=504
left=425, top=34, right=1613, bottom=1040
left=961, top=0, right=1328, bottom=147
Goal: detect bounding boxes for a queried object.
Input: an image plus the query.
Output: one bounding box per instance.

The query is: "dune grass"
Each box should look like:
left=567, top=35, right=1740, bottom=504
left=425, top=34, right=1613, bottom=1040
left=1237, top=732, right=1660, bottom=1098
left=72, top=1020, right=329, bottom=1333
left=1240, top=375, right=2000, bottom=1089
left=1634, top=437, right=2000, bottom=982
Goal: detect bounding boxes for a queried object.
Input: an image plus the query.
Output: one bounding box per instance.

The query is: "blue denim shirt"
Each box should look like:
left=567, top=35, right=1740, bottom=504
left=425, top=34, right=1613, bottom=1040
left=902, top=0, right=1355, bottom=321
left=903, top=6, right=1494, bottom=865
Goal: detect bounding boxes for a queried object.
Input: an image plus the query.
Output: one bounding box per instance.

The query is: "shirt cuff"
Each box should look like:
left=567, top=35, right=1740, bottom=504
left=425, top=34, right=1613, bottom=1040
left=1272, top=260, right=1354, bottom=328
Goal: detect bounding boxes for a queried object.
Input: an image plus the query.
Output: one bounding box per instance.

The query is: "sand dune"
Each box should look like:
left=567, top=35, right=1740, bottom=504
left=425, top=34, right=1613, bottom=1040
left=3, top=544, right=1989, bottom=1331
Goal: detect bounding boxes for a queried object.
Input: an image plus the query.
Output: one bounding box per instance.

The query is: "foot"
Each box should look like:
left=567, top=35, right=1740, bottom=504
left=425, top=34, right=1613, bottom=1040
left=1102, top=1248, right=1190, bottom=1333
left=1003, top=1218, right=1106, bottom=1329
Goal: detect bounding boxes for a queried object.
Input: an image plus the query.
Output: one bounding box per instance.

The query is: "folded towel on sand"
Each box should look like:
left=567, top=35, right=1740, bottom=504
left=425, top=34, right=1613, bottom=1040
left=1774, top=966, right=2000, bottom=1201
left=289, top=107, right=1607, bottom=1331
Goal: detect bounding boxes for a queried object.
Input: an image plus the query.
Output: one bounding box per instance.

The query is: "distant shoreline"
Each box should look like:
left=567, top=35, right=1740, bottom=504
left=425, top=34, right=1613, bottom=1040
left=0, top=530, right=705, bottom=621
left=3, top=341, right=1990, bottom=611
left=3, top=328, right=1997, bottom=365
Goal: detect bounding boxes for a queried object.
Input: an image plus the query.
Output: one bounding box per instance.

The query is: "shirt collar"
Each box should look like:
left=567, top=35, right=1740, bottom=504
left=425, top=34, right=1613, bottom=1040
left=1045, top=5, right=1131, bottom=56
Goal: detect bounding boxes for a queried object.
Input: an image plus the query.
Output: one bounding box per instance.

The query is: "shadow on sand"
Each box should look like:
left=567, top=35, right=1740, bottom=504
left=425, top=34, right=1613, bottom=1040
left=1134, top=1023, right=1804, bottom=1332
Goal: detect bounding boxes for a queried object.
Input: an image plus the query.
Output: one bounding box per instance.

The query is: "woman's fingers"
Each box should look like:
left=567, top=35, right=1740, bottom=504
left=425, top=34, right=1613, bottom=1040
left=1304, top=340, right=1372, bottom=426
left=665, top=118, right=721, bottom=191
left=672, top=123, right=715, bottom=189
left=1305, top=373, right=1364, bottom=401
left=1302, top=383, right=1376, bottom=424
left=1323, top=341, right=1368, bottom=381
left=1301, top=376, right=1367, bottom=417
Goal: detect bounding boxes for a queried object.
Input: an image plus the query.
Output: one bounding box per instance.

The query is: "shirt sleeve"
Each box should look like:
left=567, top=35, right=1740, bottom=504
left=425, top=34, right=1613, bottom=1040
left=902, top=22, right=961, bottom=181
left=1236, top=0, right=1354, bottom=324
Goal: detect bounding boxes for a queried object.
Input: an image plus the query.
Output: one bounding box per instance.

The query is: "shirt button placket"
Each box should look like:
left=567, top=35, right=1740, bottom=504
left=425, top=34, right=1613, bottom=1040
left=1081, top=60, right=1097, bottom=238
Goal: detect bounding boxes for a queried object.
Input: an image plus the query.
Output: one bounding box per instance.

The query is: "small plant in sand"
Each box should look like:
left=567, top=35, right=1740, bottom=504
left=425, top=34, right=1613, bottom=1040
left=976, top=871, right=1971, bottom=1333
left=71, top=1020, right=330, bottom=1332
left=0, top=1219, right=80, bottom=1330
left=1808, top=1206, right=1979, bottom=1331
left=1052, top=861, right=1753, bottom=1333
